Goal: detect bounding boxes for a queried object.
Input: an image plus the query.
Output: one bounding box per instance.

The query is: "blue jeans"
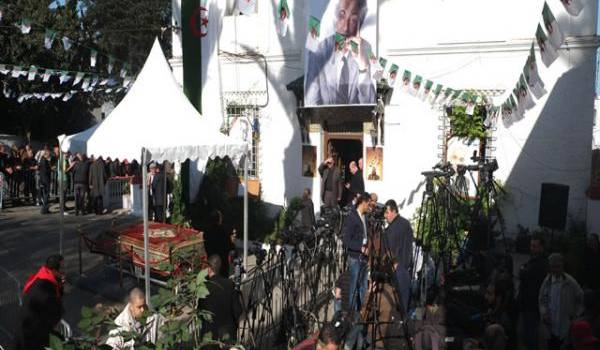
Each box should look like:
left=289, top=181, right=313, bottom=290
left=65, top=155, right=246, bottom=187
left=394, top=266, right=411, bottom=313
left=347, top=256, right=368, bottom=312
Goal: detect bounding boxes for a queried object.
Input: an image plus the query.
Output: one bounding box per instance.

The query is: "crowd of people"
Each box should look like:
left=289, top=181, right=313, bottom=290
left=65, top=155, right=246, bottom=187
left=316, top=152, right=600, bottom=349
left=0, top=142, right=144, bottom=215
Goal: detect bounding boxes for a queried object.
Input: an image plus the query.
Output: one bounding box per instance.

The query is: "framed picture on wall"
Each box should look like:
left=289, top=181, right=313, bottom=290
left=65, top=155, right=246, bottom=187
left=302, top=145, right=317, bottom=177
left=366, top=147, right=383, bottom=181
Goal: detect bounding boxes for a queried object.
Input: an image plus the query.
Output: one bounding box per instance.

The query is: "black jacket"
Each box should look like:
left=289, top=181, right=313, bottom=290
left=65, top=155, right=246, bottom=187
left=383, top=215, right=414, bottom=270
left=38, top=158, right=51, bottom=186
left=16, top=280, right=64, bottom=350
left=150, top=172, right=171, bottom=207
left=349, top=170, right=365, bottom=195
left=204, top=224, right=234, bottom=277
left=198, top=275, right=241, bottom=341
left=343, top=209, right=366, bottom=258
left=72, top=160, right=90, bottom=185
left=518, top=254, right=548, bottom=312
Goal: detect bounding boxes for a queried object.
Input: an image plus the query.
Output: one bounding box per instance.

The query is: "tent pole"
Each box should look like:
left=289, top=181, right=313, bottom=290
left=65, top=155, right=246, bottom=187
left=142, top=148, right=151, bottom=308
left=59, top=142, right=64, bottom=255
left=163, top=161, right=167, bottom=223
left=243, top=152, right=248, bottom=271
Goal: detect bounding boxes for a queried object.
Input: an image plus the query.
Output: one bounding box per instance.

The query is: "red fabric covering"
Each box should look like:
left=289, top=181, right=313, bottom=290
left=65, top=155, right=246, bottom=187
left=119, top=222, right=201, bottom=245
left=292, top=333, right=318, bottom=350
left=23, top=266, right=60, bottom=297
left=571, top=320, right=600, bottom=350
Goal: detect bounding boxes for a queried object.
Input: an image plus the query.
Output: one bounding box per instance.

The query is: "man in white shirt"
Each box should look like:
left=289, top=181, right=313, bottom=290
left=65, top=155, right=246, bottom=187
left=106, top=288, right=161, bottom=349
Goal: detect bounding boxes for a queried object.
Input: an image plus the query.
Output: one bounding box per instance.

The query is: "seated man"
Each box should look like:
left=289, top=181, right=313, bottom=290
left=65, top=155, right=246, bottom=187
left=292, top=323, right=342, bottom=350
left=106, top=288, right=161, bottom=349
left=198, top=255, right=242, bottom=344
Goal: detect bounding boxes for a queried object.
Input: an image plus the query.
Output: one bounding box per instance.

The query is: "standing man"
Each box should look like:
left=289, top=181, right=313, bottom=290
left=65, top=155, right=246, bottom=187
left=318, top=155, right=342, bottom=208
left=38, top=149, right=52, bottom=214
left=518, top=235, right=548, bottom=350
left=301, top=188, right=316, bottom=233
left=383, top=199, right=414, bottom=312
left=198, top=255, right=242, bottom=346
left=150, top=164, right=170, bottom=222
left=342, top=193, right=370, bottom=349
left=69, top=153, right=89, bottom=216
left=345, top=161, right=364, bottom=204
left=89, top=156, right=107, bottom=215
left=17, top=255, right=65, bottom=350
left=539, top=253, right=584, bottom=350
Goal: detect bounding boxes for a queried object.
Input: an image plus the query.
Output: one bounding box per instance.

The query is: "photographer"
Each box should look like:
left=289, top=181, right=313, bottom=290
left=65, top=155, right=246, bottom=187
left=382, top=199, right=414, bottom=312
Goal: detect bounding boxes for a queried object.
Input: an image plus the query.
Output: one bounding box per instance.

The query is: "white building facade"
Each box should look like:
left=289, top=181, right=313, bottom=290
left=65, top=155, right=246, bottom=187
left=170, top=0, right=600, bottom=235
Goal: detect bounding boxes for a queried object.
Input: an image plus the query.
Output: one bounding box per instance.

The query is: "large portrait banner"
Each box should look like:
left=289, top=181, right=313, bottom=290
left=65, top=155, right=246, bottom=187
left=304, top=0, right=378, bottom=107
left=366, top=147, right=383, bottom=181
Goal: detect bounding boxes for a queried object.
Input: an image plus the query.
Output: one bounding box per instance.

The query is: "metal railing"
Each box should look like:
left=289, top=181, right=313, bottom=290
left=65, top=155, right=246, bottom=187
left=0, top=169, right=74, bottom=206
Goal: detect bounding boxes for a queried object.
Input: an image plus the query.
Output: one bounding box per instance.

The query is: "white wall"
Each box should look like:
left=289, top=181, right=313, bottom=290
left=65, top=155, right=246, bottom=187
left=171, top=0, right=598, bottom=233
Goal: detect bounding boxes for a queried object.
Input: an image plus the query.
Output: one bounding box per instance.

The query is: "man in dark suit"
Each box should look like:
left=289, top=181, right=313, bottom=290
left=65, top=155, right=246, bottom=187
left=17, top=255, right=65, bottom=350
left=318, top=156, right=342, bottom=208
left=345, top=161, right=364, bottom=204
left=383, top=199, right=414, bottom=312
left=38, top=149, right=52, bottom=214
left=198, top=255, right=242, bottom=346
left=342, top=193, right=370, bottom=349
left=89, top=156, right=107, bottom=215
left=150, top=164, right=171, bottom=222
left=301, top=188, right=316, bottom=233
left=203, top=210, right=234, bottom=277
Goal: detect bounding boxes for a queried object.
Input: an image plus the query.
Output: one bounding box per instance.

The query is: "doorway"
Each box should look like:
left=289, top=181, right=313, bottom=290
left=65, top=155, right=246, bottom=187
left=324, top=133, right=363, bottom=205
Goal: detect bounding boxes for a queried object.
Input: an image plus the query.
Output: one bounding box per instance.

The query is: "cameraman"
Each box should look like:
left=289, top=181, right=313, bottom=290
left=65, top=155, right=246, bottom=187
left=383, top=199, right=414, bottom=312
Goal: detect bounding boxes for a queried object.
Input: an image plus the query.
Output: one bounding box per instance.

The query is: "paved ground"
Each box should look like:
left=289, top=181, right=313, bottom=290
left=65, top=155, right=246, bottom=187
left=0, top=201, right=139, bottom=345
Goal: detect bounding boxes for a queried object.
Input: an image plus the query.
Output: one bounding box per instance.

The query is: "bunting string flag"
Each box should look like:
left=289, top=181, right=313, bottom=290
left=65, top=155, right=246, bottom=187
left=44, top=29, right=56, bottom=50
left=277, top=0, right=290, bottom=37
left=61, top=36, right=72, bottom=51
left=536, top=24, right=558, bottom=67
left=19, top=18, right=31, bottom=34
left=237, top=0, right=256, bottom=16
left=560, top=0, right=583, bottom=16
left=306, top=16, right=320, bottom=52
left=542, top=2, right=564, bottom=50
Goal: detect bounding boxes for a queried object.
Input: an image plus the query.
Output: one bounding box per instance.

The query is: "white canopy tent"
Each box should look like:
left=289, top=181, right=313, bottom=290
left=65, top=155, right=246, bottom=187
left=58, top=39, right=249, bottom=305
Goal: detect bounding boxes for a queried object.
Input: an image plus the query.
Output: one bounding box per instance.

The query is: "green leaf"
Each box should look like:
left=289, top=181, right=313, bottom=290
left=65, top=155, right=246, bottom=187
left=81, top=306, right=93, bottom=318
left=48, top=334, right=64, bottom=350
left=78, top=318, right=92, bottom=331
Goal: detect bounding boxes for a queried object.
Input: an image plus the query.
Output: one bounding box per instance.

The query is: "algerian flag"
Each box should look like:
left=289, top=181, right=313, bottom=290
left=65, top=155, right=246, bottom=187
left=28, top=66, right=38, bottom=81
left=73, top=72, right=84, bottom=86
left=420, top=80, right=433, bottom=101
left=409, top=75, right=422, bottom=96
left=428, top=84, right=443, bottom=105
left=43, top=69, right=53, bottom=82
left=536, top=24, right=558, bottom=67
left=107, top=56, right=115, bottom=74
left=0, top=65, right=9, bottom=75
left=400, top=69, right=412, bottom=92
left=542, top=2, right=564, bottom=50
left=349, top=39, right=359, bottom=57
left=99, top=78, right=109, bottom=86
left=237, top=0, right=256, bottom=15
left=509, top=94, right=522, bottom=121
left=501, top=101, right=514, bottom=127
left=441, top=88, right=453, bottom=105
left=51, top=93, right=62, bottom=100
left=11, top=66, right=24, bottom=78
left=61, top=36, right=72, bottom=51
left=524, top=44, right=547, bottom=99
left=59, top=71, right=72, bottom=84
left=3, top=84, right=11, bottom=98
left=277, top=0, right=290, bottom=37
left=105, top=88, right=113, bottom=93
left=90, top=49, right=97, bottom=67
left=306, top=16, right=320, bottom=52
left=388, top=63, right=398, bottom=86
left=560, top=0, right=583, bottom=16
left=484, top=106, right=500, bottom=128
left=518, top=75, right=536, bottom=111
left=19, top=18, right=32, bottom=34
left=451, top=89, right=463, bottom=102
left=62, top=92, right=73, bottom=101
left=334, top=32, right=346, bottom=51
left=81, top=77, right=90, bottom=90
left=465, top=93, right=477, bottom=116
left=41, top=93, right=50, bottom=101
left=0, top=7, right=3, bottom=23
left=44, top=29, right=56, bottom=50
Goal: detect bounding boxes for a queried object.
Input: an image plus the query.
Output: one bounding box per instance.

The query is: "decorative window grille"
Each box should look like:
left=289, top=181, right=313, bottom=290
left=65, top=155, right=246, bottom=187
left=223, top=92, right=264, bottom=179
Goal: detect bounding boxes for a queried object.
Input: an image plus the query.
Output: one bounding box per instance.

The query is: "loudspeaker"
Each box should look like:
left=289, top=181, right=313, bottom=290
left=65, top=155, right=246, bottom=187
left=538, top=183, right=569, bottom=230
